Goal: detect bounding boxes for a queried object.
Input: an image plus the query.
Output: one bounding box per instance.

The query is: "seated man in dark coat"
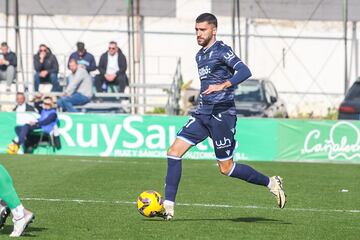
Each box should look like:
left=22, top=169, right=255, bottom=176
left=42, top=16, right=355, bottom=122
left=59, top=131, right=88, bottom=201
left=0, top=42, right=17, bottom=92
left=7, top=96, right=58, bottom=154
left=33, top=44, right=61, bottom=92
left=95, top=41, right=128, bottom=93
left=68, top=42, right=96, bottom=73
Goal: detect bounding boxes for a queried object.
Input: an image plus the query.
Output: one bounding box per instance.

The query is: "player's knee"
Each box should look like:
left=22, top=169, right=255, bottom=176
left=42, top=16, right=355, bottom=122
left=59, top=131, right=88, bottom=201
left=218, top=160, right=234, bottom=175
left=167, top=146, right=182, bottom=158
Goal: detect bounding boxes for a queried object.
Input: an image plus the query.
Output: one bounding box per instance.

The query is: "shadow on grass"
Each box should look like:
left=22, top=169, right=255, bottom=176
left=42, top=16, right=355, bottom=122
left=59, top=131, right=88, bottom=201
left=0, top=225, right=47, bottom=237
left=144, top=217, right=291, bottom=225
left=232, top=217, right=291, bottom=224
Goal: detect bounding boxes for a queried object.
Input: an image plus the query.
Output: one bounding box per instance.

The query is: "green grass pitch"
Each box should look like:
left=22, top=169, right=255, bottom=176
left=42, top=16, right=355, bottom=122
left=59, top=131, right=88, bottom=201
left=0, top=154, right=359, bottom=239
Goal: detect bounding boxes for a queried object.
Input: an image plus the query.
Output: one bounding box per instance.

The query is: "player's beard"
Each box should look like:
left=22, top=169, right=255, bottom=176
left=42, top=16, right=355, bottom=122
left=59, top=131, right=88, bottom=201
left=197, top=34, right=212, bottom=47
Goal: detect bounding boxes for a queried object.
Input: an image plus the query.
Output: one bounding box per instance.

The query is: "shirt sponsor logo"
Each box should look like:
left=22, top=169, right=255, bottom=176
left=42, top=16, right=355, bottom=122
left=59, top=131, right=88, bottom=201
left=198, top=65, right=211, bottom=79
left=223, top=50, right=235, bottom=62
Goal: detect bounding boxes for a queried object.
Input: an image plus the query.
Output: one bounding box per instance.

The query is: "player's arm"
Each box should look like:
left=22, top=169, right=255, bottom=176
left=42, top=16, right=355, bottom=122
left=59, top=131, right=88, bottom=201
left=228, top=60, right=252, bottom=86
left=202, top=80, right=232, bottom=95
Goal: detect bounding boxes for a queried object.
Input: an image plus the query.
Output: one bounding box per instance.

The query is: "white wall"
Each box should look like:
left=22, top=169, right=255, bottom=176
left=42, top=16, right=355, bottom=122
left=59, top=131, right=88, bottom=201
left=0, top=0, right=356, bottom=116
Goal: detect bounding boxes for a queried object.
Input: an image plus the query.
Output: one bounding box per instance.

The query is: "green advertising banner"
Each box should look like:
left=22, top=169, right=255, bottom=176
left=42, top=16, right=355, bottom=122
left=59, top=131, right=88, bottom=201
left=278, top=120, right=360, bottom=162
left=0, top=112, right=276, bottom=160
left=0, top=111, right=359, bottom=162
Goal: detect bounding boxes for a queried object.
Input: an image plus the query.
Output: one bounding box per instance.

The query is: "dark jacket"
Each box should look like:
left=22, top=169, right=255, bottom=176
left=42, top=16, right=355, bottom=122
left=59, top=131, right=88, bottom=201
left=33, top=49, right=59, bottom=74
left=98, top=49, right=127, bottom=77
left=0, top=51, right=17, bottom=71
left=13, top=104, right=36, bottom=112
left=68, top=50, right=96, bottom=72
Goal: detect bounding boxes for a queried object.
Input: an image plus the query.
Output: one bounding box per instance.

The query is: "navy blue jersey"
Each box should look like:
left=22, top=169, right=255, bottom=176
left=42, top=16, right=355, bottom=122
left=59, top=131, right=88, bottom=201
left=195, top=41, right=251, bottom=114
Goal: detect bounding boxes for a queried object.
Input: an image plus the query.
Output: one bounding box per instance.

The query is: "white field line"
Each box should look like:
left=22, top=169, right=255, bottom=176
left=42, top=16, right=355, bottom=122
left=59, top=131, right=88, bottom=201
left=21, top=197, right=360, bottom=214
left=46, top=158, right=360, bottom=167
left=53, top=159, right=142, bottom=164
left=42, top=157, right=360, bottom=166
left=52, top=158, right=214, bottom=167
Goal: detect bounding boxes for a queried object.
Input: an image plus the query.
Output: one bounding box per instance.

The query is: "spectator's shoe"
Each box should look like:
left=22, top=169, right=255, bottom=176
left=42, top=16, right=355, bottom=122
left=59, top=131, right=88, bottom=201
left=159, top=200, right=174, bottom=221
left=269, top=176, right=287, bottom=209
left=0, top=205, right=10, bottom=229
left=7, top=142, right=19, bottom=155
left=9, top=209, right=35, bottom=237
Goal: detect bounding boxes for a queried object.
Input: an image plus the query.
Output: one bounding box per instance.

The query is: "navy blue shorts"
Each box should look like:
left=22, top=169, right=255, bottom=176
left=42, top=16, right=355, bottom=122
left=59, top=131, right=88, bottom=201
left=177, top=113, right=237, bottom=161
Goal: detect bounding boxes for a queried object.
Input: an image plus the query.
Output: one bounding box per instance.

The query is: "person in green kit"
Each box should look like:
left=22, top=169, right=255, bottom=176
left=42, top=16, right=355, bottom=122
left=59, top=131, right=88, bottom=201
left=0, top=165, right=34, bottom=237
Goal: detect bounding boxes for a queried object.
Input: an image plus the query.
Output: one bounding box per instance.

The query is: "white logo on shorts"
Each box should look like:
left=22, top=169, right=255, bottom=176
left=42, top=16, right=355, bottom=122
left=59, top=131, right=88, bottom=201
left=215, top=137, right=231, bottom=149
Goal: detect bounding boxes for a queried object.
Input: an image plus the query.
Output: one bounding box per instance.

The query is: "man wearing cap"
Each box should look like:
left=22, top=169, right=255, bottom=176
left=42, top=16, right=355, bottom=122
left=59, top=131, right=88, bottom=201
left=7, top=96, right=58, bottom=154
left=68, top=42, right=96, bottom=73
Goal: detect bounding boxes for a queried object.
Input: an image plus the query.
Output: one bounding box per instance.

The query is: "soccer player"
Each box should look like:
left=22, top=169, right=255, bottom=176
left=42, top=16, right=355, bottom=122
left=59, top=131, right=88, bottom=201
left=161, top=13, right=286, bottom=220
left=0, top=164, right=34, bottom=237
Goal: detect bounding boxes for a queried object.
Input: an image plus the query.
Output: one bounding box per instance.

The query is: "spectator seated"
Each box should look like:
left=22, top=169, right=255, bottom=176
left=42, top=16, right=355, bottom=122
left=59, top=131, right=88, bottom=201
left=68, top=42, right=96, bottom=74
left=7, top=96, right=59, bottom=154
left=0, top=42, right=17, bottom=92
left=95, top=41, right=129, bottom=94
left=33, top=44, right=62, bottom=92
left=57, top=59, right=93, bottom=112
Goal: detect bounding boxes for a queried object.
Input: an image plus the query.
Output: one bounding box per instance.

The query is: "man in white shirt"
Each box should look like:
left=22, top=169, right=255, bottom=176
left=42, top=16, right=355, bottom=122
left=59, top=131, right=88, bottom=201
left=12, top=92, right=35, bottom=112
left=95, top=41, right=128, bottom=93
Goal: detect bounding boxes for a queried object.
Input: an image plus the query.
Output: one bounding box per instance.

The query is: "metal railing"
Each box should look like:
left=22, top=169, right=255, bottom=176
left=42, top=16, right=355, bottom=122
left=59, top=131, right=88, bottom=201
left=0, top=57, right=183, bottom=114
left=166, top=58, right=182, bottom=115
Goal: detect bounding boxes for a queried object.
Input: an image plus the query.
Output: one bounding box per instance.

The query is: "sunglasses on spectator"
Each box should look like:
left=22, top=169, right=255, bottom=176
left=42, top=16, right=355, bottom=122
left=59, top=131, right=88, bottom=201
left=108, top=47, right=116, bottom=50
left=39, top=49, right=47, bottom=52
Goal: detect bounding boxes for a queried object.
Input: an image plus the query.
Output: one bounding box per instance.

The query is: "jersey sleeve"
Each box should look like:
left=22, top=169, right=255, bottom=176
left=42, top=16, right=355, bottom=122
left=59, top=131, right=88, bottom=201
left=220, top=45, right=252, bottom=86
left=220, top=45, right=241, bottom=68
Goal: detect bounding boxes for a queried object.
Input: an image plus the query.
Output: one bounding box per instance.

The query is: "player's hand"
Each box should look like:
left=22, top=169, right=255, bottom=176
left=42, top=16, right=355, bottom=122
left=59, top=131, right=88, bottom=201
left=202, top=81, right=232, bottom=95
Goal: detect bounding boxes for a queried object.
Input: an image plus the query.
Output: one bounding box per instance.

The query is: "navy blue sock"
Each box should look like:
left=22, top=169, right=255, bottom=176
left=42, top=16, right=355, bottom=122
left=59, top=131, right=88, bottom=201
left=165, top=156, right=182, bottom=202
left=228, top=163, right=269, bottom=186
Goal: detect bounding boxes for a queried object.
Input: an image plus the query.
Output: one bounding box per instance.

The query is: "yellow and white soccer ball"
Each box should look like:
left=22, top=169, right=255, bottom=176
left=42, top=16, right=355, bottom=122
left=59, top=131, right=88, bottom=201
left=137, top=190, right=164, bottom=218
left=7, top=143, right=19, bottom=154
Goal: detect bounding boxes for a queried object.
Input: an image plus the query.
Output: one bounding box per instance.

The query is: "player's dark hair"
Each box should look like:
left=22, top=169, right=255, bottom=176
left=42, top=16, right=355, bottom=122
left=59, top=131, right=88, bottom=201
left=196, top=13, right=217, bottom=27
left=1, top=42, right=8, bottom=47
